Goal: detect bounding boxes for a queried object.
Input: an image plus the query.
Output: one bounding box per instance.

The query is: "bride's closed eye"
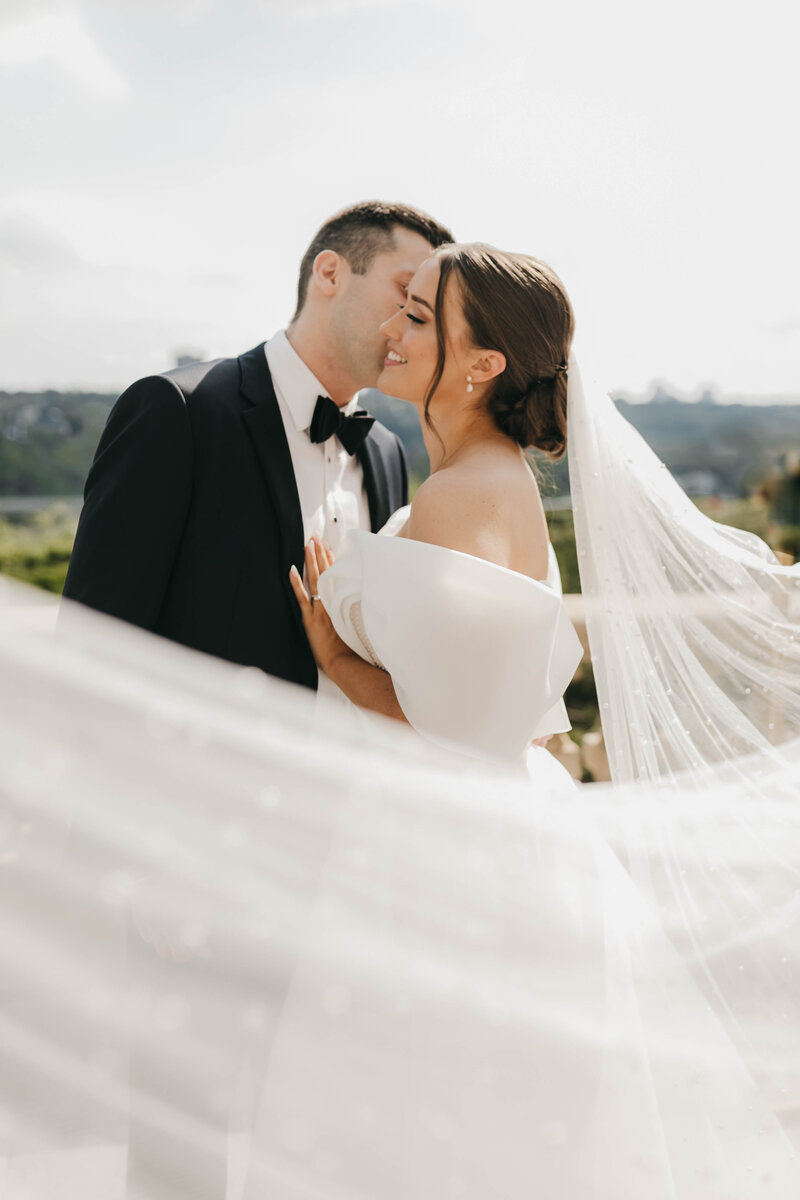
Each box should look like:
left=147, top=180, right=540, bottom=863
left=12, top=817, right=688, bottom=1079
left=396, top=301, right=425, bottom=325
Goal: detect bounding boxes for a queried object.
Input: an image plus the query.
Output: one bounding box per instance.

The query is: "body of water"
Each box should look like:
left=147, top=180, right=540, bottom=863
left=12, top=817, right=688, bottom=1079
left=0, top=495, right=83, bottom=515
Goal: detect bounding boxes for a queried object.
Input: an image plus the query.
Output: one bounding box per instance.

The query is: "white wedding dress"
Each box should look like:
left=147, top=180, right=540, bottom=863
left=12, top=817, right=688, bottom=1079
left=319, top=505, right=583, bottom=787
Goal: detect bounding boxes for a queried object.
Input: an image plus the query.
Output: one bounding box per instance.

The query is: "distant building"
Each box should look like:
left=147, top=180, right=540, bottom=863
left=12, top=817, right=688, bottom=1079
left=1, top=402, right=71, bottom=443
left=175, top=351, right=206, bottom=368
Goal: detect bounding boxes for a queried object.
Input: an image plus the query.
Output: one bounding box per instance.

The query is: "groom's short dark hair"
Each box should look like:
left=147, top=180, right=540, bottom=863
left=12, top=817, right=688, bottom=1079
left=293, top=200, right=453, bottom=319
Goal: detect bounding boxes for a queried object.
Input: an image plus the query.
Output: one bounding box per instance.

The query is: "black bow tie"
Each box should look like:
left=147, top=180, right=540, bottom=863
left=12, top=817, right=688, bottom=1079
left=308, top=395, right=374, bottom=456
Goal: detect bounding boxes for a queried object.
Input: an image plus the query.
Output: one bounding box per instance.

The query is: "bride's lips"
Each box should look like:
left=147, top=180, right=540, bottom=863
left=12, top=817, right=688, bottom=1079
left=383, top=346, right=407, bottom=368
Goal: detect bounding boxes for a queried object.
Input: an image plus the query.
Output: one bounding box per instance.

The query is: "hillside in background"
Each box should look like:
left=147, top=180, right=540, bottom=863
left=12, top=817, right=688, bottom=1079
left=332, top=388, right=800, bottom=502
left=1, top=385, right=799, bottom=499
left=0, top=390, right=115, bottom=496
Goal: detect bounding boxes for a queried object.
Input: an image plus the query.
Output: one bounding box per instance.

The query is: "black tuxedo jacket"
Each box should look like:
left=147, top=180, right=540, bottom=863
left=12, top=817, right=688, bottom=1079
left=62, top=343, right=408, bottom=690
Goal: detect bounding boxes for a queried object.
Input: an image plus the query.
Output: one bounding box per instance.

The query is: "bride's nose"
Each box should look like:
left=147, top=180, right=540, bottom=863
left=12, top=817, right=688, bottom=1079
left=379, top=311, right=401, bottom=339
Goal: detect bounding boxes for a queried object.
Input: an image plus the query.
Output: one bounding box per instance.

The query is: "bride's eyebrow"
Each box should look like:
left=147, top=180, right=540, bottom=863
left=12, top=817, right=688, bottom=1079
left=410, top=294, right=433, bottom=312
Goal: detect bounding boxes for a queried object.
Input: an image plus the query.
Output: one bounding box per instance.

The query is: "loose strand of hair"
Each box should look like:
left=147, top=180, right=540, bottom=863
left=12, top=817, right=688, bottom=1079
left=421, top=252, right=456, bottom=455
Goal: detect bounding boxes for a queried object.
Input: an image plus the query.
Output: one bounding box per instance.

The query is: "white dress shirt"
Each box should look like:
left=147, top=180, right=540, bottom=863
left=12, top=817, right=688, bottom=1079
left=265, top=331, right=371, bottom=557
left=265, top=330, right=372, bottom=708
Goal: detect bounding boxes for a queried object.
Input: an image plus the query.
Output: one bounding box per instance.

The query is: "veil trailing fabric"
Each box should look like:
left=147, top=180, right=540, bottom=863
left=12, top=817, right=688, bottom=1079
left=1, top=575, right=800, bottom=1198
left=567, top=357, right=800, bottom=785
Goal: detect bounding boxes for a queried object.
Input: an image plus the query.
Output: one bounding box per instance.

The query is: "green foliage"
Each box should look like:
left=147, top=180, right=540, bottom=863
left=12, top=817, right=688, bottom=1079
left=0, top=505, right=76, bottom=593
left=552, top=493, right=795, bottom=751
left=544, top=507, right=580, bottom=593
left=0, top=552, right=72, bottom=594
left=546, top=494, right=793, bottom=597
left=763, top=466, right=800, bottom=527
left=693, top=494, right=770, bottom=539
left=775, top=525, right=800, bottom=558
left=564, top=659, right=598, bottom=740
left=0, top=392, right=111, bottom=495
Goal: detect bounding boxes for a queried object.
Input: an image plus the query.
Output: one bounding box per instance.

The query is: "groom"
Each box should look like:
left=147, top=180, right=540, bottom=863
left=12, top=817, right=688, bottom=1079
left=63, top=200, right=453, bottom=689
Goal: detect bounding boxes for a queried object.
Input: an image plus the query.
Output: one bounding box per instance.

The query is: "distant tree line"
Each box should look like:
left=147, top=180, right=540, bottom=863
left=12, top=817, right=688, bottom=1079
left=2, top=385, right=799, bottom=501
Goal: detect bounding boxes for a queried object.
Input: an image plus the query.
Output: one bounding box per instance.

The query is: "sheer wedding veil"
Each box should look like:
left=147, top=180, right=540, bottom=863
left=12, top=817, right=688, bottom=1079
left=567, top=354, right=800, bottom=784
left=1, top=362, right=800, bottom=1196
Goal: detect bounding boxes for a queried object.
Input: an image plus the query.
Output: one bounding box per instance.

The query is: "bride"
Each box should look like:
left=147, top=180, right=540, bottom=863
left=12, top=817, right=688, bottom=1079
left=289, top=243, right=583, bottom=775
left=290, top=238, right=800, bottom=789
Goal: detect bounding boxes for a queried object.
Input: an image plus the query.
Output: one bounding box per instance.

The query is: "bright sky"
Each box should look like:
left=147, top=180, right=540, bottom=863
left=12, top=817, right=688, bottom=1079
left=1, top=0, right=798, bottom=400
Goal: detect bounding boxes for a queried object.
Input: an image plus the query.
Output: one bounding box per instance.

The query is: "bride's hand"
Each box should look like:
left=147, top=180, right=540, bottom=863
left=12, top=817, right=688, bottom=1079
left=289, top=537, right=353, bottom=676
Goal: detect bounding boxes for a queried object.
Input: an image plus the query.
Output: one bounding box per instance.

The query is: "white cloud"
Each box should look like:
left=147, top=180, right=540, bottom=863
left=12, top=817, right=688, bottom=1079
left=0, top=9, right=127, bottom=97
left=255, top=0, right=455, bottom=16
left=0, top=211, right=83, bottom=273
left=0, top=0, right=213, bottom=23
left=760, top=318, right=800, bottom=337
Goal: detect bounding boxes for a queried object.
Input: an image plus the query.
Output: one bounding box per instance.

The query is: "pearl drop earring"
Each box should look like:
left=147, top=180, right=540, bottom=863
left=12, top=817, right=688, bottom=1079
left=466, top=375, right=474, bottom=394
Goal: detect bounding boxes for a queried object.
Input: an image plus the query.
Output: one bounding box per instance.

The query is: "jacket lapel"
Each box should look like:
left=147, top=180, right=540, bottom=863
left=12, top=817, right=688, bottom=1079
left=239, top=344, right=306, bottom=612
left=357, top=434, right=391, bottom=533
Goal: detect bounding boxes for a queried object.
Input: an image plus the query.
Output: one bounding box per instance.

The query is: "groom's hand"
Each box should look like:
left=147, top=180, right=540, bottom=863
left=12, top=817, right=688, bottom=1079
left=289, top=537, right=353, bottom=677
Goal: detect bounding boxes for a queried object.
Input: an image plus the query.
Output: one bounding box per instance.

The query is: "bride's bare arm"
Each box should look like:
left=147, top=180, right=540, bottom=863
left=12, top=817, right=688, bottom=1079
left=288, top=538, right=408, bottom=724
left=324, top=651, right=408, bottom=723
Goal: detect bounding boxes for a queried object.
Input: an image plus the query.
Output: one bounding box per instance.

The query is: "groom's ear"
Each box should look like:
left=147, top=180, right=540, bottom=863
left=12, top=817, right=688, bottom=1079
left=470, top=350, right=506, bottom=385
left=311, top=250, right=346, bottom=299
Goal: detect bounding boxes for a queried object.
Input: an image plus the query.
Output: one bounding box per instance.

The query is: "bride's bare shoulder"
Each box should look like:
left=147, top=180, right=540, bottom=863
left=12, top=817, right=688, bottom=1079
left=409, top=467, right=497, bottom=543
left=407, top=457, right=546, bottom=573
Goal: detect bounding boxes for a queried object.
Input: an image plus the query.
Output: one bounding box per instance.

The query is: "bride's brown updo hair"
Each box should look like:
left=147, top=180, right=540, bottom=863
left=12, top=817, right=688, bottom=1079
left=426, top=243, right=574, bottom=458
